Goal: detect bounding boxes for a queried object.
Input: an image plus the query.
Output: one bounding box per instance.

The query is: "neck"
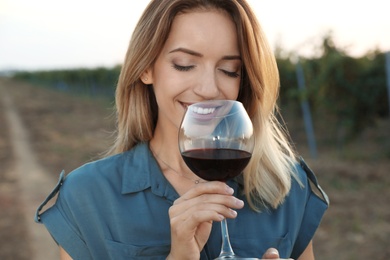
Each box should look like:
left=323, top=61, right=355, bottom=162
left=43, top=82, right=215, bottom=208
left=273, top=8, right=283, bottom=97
left=149, top=139, right=206, bottom=187
left=149, top=136, right=185, bottom=174
left=149, top=126, right=180, bottom=160
left=149, top=120, right=207, bottom=191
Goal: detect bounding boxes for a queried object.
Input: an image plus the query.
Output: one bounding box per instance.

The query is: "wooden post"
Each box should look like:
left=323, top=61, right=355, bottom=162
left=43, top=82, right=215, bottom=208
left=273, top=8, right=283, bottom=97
left=296, top=60, right=318, bottom=159
left=385, top=51, right=390, bottom=117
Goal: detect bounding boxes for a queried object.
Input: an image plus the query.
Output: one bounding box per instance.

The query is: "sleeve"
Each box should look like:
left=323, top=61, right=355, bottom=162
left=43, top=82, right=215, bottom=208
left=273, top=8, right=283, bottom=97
left=35, top=171, right=93, bottom=260
left=291, top=157, right=329, bottom=259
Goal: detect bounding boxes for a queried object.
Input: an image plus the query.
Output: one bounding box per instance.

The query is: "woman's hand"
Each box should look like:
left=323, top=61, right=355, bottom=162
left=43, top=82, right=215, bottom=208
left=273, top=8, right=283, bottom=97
left=166, top=181, right=244, bottom=260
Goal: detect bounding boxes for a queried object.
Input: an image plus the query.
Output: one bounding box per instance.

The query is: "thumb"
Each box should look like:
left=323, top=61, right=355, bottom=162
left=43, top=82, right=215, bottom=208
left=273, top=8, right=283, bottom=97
left=262, top=248, right=280, bottom=259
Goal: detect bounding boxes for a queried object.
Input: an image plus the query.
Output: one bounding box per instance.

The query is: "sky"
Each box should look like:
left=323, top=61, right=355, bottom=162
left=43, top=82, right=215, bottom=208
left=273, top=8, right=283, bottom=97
left=0, top=0, right=389, bottom=71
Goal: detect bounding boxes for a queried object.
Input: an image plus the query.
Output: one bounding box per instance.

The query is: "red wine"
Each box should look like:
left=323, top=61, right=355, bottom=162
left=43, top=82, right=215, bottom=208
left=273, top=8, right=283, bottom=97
left=181, top=148, right=252, bottom=181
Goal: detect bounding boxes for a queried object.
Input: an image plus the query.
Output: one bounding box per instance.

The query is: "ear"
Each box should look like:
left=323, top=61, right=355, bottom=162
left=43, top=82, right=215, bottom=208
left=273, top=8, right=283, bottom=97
left=140, top=68, right=153, bottom=85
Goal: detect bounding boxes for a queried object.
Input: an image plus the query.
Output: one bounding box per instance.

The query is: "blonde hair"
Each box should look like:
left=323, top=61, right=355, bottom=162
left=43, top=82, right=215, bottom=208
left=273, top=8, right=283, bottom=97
left=109, top=0, right=298, bottom=210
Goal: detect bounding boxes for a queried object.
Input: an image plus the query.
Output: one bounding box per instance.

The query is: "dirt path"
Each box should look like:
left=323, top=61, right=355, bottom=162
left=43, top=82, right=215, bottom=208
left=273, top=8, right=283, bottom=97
left=0, top=84, right=58, bottom=259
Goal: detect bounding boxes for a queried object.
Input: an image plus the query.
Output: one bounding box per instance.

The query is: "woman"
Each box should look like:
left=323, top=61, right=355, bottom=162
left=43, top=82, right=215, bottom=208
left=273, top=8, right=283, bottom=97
left=36, top=0, right=328, bottom=259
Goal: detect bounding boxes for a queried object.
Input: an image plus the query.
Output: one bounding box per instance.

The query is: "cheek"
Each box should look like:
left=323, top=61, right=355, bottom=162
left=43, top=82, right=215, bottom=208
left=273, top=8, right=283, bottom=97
left=152, top=78, right=185, bottom=102
left=219, top=80, right=241, bottom=100
left=231, top=86, right=240, bottom=99
left=152, top=64, right=185, bottom=93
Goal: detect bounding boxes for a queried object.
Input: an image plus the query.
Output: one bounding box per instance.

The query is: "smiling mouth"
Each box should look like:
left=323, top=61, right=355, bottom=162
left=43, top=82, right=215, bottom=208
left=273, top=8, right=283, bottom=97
left=189, top=106, right=216, bottom=115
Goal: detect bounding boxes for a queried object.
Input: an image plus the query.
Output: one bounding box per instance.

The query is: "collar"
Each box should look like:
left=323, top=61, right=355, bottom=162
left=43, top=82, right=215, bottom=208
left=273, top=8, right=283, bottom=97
left=120, top=142, right=243, bottom=201
left=121, top=142, right=180, bottom=202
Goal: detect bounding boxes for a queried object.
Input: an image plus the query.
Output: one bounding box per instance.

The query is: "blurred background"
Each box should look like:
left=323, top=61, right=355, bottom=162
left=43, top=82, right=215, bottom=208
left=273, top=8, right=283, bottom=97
left=1, top=0, right=389, bottom=70
left=0, top=0, right=389, bottom=259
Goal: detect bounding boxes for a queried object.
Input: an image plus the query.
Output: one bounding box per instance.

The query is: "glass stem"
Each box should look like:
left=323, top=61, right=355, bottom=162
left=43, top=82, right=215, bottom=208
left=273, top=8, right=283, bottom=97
left=218, top=218, right=236, bottom=258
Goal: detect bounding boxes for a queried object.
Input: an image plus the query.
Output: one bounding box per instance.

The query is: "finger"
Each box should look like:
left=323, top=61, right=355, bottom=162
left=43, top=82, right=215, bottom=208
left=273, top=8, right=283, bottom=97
left=261, top=248, right=280, bottom=259
left=171, top=200, right=240, bottom=226
left=170, top=192, right=244, bottom=221
left=170, top=182, right=243, bottom=220
left=175, top=181, right=234, bottom=204
left=173, top=182, right=243, bottom=213
left=183, top=192, right=244, bottom=210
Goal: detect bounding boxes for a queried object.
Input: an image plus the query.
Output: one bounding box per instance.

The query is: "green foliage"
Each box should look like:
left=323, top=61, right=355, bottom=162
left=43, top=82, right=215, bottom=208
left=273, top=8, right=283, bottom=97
left=276, top=34, right=388, bottom=143
left=277, top=56, right=300, bottom=113
left=13, top=66, right=121, bottom=99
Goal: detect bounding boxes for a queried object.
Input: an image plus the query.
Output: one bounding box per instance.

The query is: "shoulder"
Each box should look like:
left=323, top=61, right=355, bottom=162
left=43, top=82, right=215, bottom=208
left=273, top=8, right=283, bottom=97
left=280, top=157, right=329, bottom=216
left=61, top=143, right=150, bottom=199
left=57, top=154, right=123, bottom=208
left=291, top=158, right=310, bottom=187
left=64, top=152, right=126, bottom=187
left=66, top=143, right=148, bottom=183
left=291, top=157, right=329, bottom=205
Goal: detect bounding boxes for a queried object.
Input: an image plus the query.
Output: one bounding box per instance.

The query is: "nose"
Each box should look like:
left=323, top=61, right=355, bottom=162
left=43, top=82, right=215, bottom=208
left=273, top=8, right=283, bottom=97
left=193, top=69, right=220, bottom=99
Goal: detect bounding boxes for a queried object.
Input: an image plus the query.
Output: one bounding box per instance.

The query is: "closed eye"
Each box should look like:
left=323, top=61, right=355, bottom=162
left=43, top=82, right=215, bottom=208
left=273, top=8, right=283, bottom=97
left=220, top=69, right=240, bottom=78
left=172, top=64, right=195, bottom=72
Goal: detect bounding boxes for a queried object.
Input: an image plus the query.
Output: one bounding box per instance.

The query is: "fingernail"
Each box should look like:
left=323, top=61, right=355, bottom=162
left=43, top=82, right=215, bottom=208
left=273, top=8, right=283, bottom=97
left=268, top=248, right=278, bottom=256
left=236, top=199, right=244, bottom=207
left=227, top=186, right=234, bottom=194
left=230, top=209, right=237, bottom=217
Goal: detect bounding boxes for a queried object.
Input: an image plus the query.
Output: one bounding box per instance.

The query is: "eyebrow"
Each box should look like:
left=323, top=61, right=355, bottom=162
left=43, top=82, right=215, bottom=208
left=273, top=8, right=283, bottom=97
left=169, top=47, right=241, bottom=60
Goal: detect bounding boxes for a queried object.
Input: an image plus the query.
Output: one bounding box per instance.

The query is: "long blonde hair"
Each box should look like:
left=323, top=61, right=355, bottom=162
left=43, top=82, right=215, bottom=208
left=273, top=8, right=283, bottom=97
left=109, top=0, right=298, bottom=210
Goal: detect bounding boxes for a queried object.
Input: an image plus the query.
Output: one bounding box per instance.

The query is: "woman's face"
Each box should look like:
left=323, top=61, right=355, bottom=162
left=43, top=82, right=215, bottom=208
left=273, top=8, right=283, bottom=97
left=143, top=9, right=241, bottom=133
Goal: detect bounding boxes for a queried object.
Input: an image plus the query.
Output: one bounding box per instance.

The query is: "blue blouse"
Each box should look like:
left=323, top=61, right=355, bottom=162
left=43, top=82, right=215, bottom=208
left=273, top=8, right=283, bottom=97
left=36, top=142, right=328, bottom=260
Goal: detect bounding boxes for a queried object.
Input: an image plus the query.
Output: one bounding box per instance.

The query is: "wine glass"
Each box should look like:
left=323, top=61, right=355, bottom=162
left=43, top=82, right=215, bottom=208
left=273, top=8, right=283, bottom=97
left=179, top=100, right=258, bottom=259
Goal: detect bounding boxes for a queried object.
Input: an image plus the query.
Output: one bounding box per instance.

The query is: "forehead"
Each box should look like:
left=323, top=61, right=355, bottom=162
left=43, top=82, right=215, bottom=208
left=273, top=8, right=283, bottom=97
left=162, top=9, right=239, bottom=54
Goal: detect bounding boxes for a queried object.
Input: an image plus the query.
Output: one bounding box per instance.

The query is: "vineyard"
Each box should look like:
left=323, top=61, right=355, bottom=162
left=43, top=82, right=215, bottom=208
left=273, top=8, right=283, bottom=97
left=12, top=35, right=389, bottom=148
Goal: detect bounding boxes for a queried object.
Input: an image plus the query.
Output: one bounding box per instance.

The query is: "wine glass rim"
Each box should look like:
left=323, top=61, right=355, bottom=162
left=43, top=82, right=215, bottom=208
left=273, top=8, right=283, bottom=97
left=189, top=100, right=241, bottom=106
left=187, top=100, right=243, bottom=119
